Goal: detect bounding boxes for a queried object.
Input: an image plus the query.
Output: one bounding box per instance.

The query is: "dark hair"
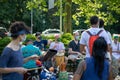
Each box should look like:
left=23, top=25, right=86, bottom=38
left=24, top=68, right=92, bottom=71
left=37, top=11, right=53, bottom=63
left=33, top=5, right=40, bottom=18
left=90, top=16, right=99, bottom=25
left=92, top=37, right=107, bottom=78
left=9, top=21, right=29, bottom=39
left=35, top=32, right=41, bottom=37
left=99, top=19, right=104, bottom=28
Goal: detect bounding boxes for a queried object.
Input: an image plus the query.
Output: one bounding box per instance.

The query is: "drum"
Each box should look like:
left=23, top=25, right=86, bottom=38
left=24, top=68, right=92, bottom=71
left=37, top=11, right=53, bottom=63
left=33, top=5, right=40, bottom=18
left=55, top=56, right=65, bottom=67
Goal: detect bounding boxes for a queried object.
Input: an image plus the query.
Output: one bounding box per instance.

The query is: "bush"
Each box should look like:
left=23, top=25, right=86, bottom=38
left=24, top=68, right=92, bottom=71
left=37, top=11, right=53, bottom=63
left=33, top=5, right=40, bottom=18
left=0, top=33, right=73, bottom=54
left=61, top=33, right=73, bottom=47
left=41, top=35, right=55, bottom=41
left=0, top=37, right=11, bottom=55
left=41, top=33, right=73, bottom=47
left=26, top=34, right=36, bottom=41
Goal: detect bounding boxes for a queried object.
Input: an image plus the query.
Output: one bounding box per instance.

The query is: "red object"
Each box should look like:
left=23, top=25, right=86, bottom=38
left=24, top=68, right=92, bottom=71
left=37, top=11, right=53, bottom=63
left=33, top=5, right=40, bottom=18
left=86, top=30, right=103, bottom=56
left=36, top=60, right=42, bottom=66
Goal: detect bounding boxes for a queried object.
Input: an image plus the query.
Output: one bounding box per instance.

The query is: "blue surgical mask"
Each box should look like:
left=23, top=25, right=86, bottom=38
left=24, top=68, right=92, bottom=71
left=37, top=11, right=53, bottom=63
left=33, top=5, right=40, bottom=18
left=75, top=36, right=79, bottom=40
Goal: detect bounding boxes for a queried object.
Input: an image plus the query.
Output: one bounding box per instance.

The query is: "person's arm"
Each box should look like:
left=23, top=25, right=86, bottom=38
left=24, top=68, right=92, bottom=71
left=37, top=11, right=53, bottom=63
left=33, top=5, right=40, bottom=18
left=73, top=60, right=86, bottom=80
left=49, top=42, right=57, bottom=49
left=59, top=43, right=65, bottom=53
left=0, top=67, right=27, bottom=74
left=80, top=32, right=86, bottom=55
left=80, top=44, right=86, bottom=55
left=0, top=48, right=27, bottom=74
left=108, top=65, right=113, bottom=80
left=68, top=48, right=80, bottom=54
left=23, top=55, right=40, bottom=63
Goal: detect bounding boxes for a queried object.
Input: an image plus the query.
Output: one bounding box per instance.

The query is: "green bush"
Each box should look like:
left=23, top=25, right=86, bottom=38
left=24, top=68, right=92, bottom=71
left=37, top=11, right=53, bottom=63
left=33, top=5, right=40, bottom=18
left=26, top=34, right=36, bottom=41
left=41, top=35, right=54, bottom=41
left=41, top=33, right=73, bottom=47
left=0, top=33, right=73, bottom=54
left=61, top=33, right=73, bottom=47
left=0, top=37, right=11, bottom=55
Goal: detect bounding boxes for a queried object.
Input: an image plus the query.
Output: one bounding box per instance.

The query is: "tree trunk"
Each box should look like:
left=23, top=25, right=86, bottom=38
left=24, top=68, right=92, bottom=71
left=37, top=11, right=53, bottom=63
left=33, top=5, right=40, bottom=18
left=63, top=0, right=72, bottom=33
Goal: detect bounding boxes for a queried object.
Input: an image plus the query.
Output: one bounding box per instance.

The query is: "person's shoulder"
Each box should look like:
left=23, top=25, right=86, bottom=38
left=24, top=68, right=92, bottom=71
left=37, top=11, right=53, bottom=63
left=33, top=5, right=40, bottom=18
left=3, top=47, right=12, bottom=51
left=81, top=29, right=89, bottom=35
left=60, top=42, right=64, bottom=44
left=69, top=40, right=74, bottom=43
left=50, top=42, right=55, bottom=45
left=1, top=47, right=13, bottom=55
left=33, top=40, right=37, bottom=44
left=33, top=46, right=40, bottom=50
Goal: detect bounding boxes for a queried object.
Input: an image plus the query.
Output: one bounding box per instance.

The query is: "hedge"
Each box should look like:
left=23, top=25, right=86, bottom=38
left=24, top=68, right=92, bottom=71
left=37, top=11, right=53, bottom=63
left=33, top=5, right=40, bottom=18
left=0, top=33, right=73, bottom=55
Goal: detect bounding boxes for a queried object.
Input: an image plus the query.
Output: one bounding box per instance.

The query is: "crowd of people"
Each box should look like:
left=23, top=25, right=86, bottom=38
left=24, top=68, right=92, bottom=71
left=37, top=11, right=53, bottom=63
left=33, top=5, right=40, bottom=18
left=0, top=15, right=120, bottom=80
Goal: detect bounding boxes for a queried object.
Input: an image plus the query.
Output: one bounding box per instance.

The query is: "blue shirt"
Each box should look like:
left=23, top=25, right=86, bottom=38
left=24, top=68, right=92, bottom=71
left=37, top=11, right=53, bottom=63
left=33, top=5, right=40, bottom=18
left=0, top=47, right=23, bottom=80
left=33, top=40, right=48, bottom=50
left=22, top=44, right=41, bottom=68
left=81, top=57, right=109, bottom=80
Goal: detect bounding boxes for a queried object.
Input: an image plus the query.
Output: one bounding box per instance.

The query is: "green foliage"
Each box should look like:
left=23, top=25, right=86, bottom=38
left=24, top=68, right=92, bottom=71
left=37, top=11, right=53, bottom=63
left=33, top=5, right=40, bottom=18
left=61, top=33, right=73, bottom=46
left=26, top=34, right=36, bottom=41
left=42, top=33, right=73, bottom=47
left=0, top=37, right=11, bottom=55
left=41, top=35, right=55, bottom=41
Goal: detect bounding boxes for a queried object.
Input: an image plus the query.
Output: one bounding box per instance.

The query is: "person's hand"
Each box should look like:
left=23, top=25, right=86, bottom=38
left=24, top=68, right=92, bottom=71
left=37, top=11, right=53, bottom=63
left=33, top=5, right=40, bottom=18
left=77, top=52, right=82, bottom=55
left=30, top=54, right=40, bottom=60
left=16, top=67, right=28, bottom=74
left=53, top=44, right=58, bottom=49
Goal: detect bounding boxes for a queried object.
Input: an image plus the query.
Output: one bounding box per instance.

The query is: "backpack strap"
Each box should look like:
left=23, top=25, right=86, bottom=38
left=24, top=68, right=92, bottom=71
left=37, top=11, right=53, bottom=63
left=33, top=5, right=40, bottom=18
left=86, top=31, right=92, bottom=36
left=96, top=30, right=103, bottom=35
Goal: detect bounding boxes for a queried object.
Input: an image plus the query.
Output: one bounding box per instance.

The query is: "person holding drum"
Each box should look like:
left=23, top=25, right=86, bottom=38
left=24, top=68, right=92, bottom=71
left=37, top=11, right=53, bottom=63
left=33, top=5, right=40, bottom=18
left=68, top=31, right=82, bottom=61
left=49, top=34, right=65, bottom=67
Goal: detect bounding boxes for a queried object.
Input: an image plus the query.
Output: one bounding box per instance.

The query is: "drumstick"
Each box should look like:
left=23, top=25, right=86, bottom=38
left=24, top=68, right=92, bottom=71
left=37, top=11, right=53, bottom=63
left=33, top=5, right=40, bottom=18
left=27, top=67, right=42, bottom=71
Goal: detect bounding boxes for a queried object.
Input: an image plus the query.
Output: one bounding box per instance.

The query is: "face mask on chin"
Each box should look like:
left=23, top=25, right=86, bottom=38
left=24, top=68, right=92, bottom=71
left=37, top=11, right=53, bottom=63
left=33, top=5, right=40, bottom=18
left=21, top=35, right=26, bottom=42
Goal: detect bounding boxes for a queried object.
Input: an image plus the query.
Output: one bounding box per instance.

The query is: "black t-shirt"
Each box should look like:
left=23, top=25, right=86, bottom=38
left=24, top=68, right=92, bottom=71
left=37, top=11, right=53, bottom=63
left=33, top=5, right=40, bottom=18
left=68, top=40, right=80, bottom=53
left=33, top=40, right=48, bottom=50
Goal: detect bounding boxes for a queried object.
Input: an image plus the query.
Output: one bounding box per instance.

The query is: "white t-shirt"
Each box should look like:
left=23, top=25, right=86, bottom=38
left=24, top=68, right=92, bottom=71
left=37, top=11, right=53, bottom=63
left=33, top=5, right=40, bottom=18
left=49, top=42, right=65, bottom=51
left=112, top=41, right=120, bottom=59
left=100, top=28, right=112, bottom=45
left=80, top=27, right=111, bottom=57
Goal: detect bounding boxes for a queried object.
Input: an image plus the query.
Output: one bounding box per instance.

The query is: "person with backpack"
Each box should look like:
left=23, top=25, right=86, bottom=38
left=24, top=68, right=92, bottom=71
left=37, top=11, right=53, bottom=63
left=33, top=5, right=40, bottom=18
left=80, top=16, right=111, bottom=58
left=73, top=37, right=113, bottom=80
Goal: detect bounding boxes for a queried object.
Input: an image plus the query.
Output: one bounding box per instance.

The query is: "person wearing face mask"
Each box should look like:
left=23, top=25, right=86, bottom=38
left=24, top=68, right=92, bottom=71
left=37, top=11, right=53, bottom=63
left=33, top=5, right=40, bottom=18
left=49, top=34, right=65, bottom=53
left=49, top=34, right=66, bottom=67
left=0, top=22, right=40, bottom=80
left=112, top=36, right=120, bottom=60
left=68, top=32, right=81, bottom=61
left=33, top=32, right=50, bottom=51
